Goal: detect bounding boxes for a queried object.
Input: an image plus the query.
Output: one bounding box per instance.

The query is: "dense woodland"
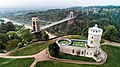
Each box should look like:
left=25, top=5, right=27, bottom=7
left=3, top=6, right=120, bottom=42
left=0, top=22, right=48, bottom=52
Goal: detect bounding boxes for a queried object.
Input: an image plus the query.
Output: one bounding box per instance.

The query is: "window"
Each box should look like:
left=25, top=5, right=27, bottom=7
left=72, top=49, right=74, bottom=53
left=33, top=22, right=35, bottom=25
left=90, top=41, right=93, bottom=44
left=87, top=52, right=88, bottom=55
left=81, top=51, right=84, bottom=54
left=76, top=50, right=80, bottom=56
left=92, top=36, right=93, bottom=39
left=33, top=26, right=35, bottom=31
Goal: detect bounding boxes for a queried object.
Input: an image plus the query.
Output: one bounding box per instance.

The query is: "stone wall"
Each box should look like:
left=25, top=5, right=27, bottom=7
left=59, top=45, right=96, bottom=58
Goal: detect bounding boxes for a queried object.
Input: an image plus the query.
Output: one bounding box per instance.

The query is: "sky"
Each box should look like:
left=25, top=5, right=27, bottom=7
left=0, top=0, right=120, bottom=8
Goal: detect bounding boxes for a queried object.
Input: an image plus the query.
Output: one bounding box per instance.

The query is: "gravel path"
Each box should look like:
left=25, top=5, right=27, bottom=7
left=0, top=55, right=33, bottom=58
left=102, top=40, right=120, bottom=47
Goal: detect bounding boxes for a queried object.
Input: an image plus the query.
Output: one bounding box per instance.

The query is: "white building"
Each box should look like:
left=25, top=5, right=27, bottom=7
left=56, top=24, right=105, bottom=62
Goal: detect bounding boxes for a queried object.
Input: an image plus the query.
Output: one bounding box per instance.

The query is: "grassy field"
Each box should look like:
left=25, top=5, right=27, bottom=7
left=10, top=35, right=85, bottom=56
left=10, top=40, right=55, bottom=56
left=0, top=58, right=34, bottom=67
left=35, top=45, right=120, bottom=67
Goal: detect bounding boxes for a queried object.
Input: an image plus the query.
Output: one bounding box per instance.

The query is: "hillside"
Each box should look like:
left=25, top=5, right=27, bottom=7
left=6, top=6, right=120, bottom=42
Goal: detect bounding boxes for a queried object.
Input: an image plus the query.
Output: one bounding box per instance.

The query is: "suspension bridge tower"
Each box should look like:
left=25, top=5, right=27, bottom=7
left=32, top=17, right=40, bottom=33
left=68, top=12, right=74, bottom=25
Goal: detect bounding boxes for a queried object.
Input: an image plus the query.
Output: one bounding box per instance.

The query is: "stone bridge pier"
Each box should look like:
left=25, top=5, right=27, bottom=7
left=68, top=12, right=74, bottom=25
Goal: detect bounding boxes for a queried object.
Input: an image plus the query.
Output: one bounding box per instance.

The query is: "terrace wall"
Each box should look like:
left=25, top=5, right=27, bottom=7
left=59, top=45, right=96, bottom=58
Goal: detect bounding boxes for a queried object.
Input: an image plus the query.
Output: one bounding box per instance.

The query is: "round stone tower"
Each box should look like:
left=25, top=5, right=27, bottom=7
left=88, top=24, right=103, bottom=48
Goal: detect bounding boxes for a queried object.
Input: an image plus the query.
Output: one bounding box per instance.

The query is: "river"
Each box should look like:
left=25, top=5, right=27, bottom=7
left=0, top=18, right=32, bottom=29
left=0, top=18, right=23, bottom=25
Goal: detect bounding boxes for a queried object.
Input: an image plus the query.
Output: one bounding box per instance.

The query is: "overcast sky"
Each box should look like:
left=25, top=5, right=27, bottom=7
left=0, top=0, right=120, bottom=8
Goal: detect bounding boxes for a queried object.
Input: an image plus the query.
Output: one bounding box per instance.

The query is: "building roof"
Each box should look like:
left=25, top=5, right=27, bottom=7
left=89, top=24, right=103, bottom=31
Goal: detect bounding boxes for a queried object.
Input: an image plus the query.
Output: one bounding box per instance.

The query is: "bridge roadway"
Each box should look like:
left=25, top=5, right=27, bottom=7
left=40, top=17, right=75, bottom=30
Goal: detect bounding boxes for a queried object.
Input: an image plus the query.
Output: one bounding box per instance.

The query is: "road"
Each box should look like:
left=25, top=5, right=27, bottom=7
left=40, top=17, right=75, bottom=30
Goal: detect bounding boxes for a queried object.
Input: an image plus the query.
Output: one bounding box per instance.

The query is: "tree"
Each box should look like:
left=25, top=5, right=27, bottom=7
left=89, top=20, right=99, bottom=27
left=0, top=33, right=8, bottom=43
left=41, top=31, right=49, bottom=40
left=0, top=23, right=7, bottom=33
left=103, top=25, right=117, bottom=41
left=17, top=43, right=24, bottom=48
left=0, top=41, right=5, bottom=49
left=5, top=22, right=15, bottom=32
left=48, top=43, right=60, bottom=57
left=6, top=31, right=20, bottom=40
left=7, top=39, right=20, bottom=50
left=19, top=29, right=33, bottom=43
left=0, top=22, right=15, bottom=33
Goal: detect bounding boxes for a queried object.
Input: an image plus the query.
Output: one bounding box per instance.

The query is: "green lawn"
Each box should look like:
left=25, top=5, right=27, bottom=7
left=73, top=41, right=85, bottom=47
left=0, top=58, right=34, bottom=67
left=10, top=40, right=55, bottom=56
left=58, top=40, right=70, bottom=44
left=35, top=45, right=120, bottom=67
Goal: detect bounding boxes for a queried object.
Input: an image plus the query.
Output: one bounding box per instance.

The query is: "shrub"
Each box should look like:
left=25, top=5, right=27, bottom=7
left=48, top=43, right=60, bottom=57
left=17, top=43, right=24, bottom=48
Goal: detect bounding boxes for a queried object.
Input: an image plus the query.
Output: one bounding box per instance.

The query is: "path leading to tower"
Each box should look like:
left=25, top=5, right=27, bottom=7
left=30, top=49, right=52, bottom=67
left=102, top=40, right=120, bottom=47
